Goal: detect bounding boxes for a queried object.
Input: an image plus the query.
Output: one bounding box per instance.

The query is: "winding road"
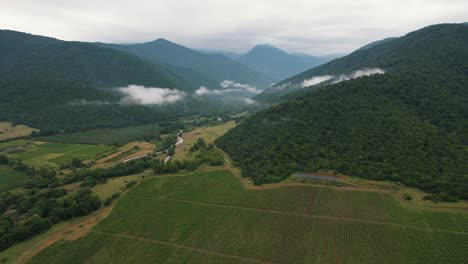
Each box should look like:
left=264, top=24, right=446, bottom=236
left=165, top=131, right=183, bottom=164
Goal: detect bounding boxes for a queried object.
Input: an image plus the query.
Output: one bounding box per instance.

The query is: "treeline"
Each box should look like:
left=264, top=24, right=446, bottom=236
left=0, top=155, right=103, bottom=251
left=190, top=139, right=224, bottom=166
left=64, top=143, right=224, bottom=186
left=66, top=158, right=155, bottom=187
left=0, top=188, right=100, bottom=251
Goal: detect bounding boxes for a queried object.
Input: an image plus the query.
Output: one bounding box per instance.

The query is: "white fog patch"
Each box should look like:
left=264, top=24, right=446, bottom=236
left=298, top=68, right=385, bottom=88
left=195, top=86, right=212, bottom=95
left=195, top=86, right=226, bottom=95
left=244, top=98, right=256, bottom=104
left=220, top=80, right=260, bottom=94
left=301, top=75, right=334, bottom=88
left=195, top=81, right=260, bottom=97
left=118, top=85, right=185, bottom=105
left=333, top=68, right=385, bottom=83
left=68, top=99, right=111, bottom=106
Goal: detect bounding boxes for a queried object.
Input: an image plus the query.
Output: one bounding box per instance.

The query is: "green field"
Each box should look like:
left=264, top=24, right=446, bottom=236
left=0, top=139, right=31, bottom=150
left=12, top=142, right=116, bottom=169
left=0, top=166, right=29, bottom=192
left=38, top=124, right=160, bottom=145
left=31, top=171, right=468, bottom=263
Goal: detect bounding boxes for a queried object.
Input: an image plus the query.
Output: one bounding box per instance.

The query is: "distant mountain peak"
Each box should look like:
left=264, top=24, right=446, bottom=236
left=240, top=44, right=329, bottom=80
left=247, top=44, right=287, bottom=55
left=146, top=38, right=176, bottom=45
left=252, top=44, right=280, bottom=50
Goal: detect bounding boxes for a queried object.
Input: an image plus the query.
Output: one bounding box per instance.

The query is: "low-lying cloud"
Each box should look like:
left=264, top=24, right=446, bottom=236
left=333, top=68, right=385, bottom=83
left=300, top=68, right=385, bottom=88
left=195, top=86, right=212, bottom=96
left=118, top=85, right=185, bottom=105
left=195, top=80, right=260, bottom=96
left=301, top=75, right=334, bottom=88
left=244, top=98, right=256, bottom=104
left=220, top=80, right=259, bottom=94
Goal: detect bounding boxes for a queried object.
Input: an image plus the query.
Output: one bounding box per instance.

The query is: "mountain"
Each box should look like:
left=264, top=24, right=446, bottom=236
left=255, top=24, right=465, bottom=103
left=100, top=39, right=275, bottom=88
left=217, top=23, right=468, bottom=201
left=197, top=49, right=242, bottom=60
left=293, top=53, right=329, bottom=65
left=0, top=30, right=224, bottom=131
left=238, top=44, right=327, bottom=80
left=358, top=37, right=398, bottom=50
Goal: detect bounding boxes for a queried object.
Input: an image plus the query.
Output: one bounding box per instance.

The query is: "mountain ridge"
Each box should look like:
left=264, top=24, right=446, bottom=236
left=99, top=39, right=276, bottom=88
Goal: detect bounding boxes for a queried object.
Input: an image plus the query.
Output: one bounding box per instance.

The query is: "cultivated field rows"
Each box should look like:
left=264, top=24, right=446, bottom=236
left=30, top=170, right=468, bottom=264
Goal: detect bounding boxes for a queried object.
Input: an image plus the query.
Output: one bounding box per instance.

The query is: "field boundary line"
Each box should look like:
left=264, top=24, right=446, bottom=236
left=126, top=194, right=468, bottom=235
left=92, top=230, right=276, bottom=264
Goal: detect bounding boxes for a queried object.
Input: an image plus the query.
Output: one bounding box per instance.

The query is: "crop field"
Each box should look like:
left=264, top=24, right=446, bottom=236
left=11, top=142, right=116, bottom=169
left=174, top=121, right=236, bottom=160
left=0, top=166, right=29, bottom=192
left=91, top=174, right=144, bottom=200
left=37, top=124, right=160, bottom=145
left=0, top=122, right=37, bottom=141
left=30, top=170, right=468, bottom=263
left=0, top=139, right=32, bottom=150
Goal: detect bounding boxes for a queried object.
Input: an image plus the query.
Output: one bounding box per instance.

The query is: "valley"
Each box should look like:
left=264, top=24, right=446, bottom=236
left=0, top=5, right=466, bottom=263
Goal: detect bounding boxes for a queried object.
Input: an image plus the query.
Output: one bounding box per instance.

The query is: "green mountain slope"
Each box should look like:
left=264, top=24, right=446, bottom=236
left=217, top=24, right=468, bottom=201
left=256, top=23, right=468, bottom=103
left=101, top=39, right=276, bottom=88
left=0, top=30, right=199, bottom=131
left=357, top=37, right=398, bottom=50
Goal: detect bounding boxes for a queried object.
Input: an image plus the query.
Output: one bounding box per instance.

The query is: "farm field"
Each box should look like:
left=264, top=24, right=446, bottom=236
left=11, top=142, right=116, bottom=169
left=37, top=124, right=160, bottom=145
left=0, top=139, right=32, bottom=150
left=173, top=121, right=236, bottom=160
left=31, top=170, right=468, bottom=264
left=0, top=122, right=37, bottom=141
left=92, top=141, right=155, bottom=169
left=0, top=166, right=29, bottom=192
left=91, top=174, right=144, bottom=200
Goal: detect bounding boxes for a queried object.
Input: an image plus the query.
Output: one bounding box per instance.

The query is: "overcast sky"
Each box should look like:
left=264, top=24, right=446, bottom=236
left=1, top=0, right=466, bottom=55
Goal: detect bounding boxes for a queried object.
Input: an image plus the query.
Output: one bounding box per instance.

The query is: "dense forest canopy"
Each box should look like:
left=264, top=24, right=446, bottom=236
left=0, top=30, right=254, bottom=132
left=256, top=23, right=468, bottom=103
left=217, top=24, right=468, bottom=201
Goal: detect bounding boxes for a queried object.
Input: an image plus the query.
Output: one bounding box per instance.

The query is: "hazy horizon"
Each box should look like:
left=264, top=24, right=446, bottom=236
left=1, top=0, right=467, bottom=56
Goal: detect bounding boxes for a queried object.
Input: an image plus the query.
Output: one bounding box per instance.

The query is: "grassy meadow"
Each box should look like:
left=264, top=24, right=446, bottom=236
left=0, top=122, right=37, bottom=141
left=0, top=166, right=29, bottom=192
left=30, top=170, right=468, bottom=264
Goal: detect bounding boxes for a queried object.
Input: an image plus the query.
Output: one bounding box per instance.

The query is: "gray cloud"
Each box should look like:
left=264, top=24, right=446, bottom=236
left=1, top=0, right=466, bottom=55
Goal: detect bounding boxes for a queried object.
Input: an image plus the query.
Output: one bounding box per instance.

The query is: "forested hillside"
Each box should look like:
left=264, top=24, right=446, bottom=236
left=256, top=23, right=468, bottom=103
left=0, top=31, right=243, bottom=132
left=217, top=24, right=468, bottom=201
left=100, top=39, right=276, bottom=88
